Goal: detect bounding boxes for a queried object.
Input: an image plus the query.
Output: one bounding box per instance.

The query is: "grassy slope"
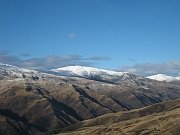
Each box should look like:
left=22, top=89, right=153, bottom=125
left=57, top=99, right=180, bottom=135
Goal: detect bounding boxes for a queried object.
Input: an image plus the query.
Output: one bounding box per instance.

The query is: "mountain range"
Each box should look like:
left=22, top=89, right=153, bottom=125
left=52, top=65, right=180, bottom=82
left=0, top=63, right=180, bottom=135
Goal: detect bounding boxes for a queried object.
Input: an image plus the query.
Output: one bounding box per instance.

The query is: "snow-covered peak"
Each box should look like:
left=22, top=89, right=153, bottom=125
left=0, top=63, right=41, bottom=80
left=0, top=63, right=19, bottom=68
left=147, top=74, right=180, bottom=82
left=52, top=65, right=126, bottom=77
left=0, top=63, right=37, bottom=73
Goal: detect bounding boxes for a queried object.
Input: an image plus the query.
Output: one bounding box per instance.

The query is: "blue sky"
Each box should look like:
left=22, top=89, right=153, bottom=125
left=0, top=0, right=180, bottom=76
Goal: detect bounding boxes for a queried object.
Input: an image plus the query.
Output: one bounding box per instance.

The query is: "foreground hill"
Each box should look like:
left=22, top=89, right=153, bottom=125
left=57, top=99, right=180, bottom=135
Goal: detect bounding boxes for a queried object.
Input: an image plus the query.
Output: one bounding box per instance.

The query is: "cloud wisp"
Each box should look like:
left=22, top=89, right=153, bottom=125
left=0, top=51, right=110, bottom=69
left=0, top=51, right=179, bottom=77
left=68, top=32, right=76, bottom=39
left=119, top=61, right=180, bottom=77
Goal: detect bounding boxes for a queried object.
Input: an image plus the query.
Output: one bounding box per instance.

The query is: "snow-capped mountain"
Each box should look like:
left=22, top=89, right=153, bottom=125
left=0, top=63, right=56, bottom=81
left=52, top=65, right=126, bottom=77
left=0, top=63, right=37, bottom=73
left=147, top=74, right=180, bottom=82
left=52, top=65, right=128, bottom=81
left=51, top=65, right=147, bottom=84
left=0, top=63, right=38, bottom=79
left=2, top=63, right=180, bottom=84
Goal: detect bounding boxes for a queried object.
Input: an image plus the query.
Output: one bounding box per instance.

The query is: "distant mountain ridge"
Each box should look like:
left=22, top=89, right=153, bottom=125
left=52, top=65, right=135, bottom=83
left=52, top=65, right=180, bottom=83
left=147, top=74, right=180, bottom=82
left=1, top=63, right=180, bottom=83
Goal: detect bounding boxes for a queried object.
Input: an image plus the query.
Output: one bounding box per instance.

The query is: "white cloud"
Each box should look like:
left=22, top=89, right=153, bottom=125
left=68, top=32, right=76, bottom=39
left=119, top=61, right=180, bottom=77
